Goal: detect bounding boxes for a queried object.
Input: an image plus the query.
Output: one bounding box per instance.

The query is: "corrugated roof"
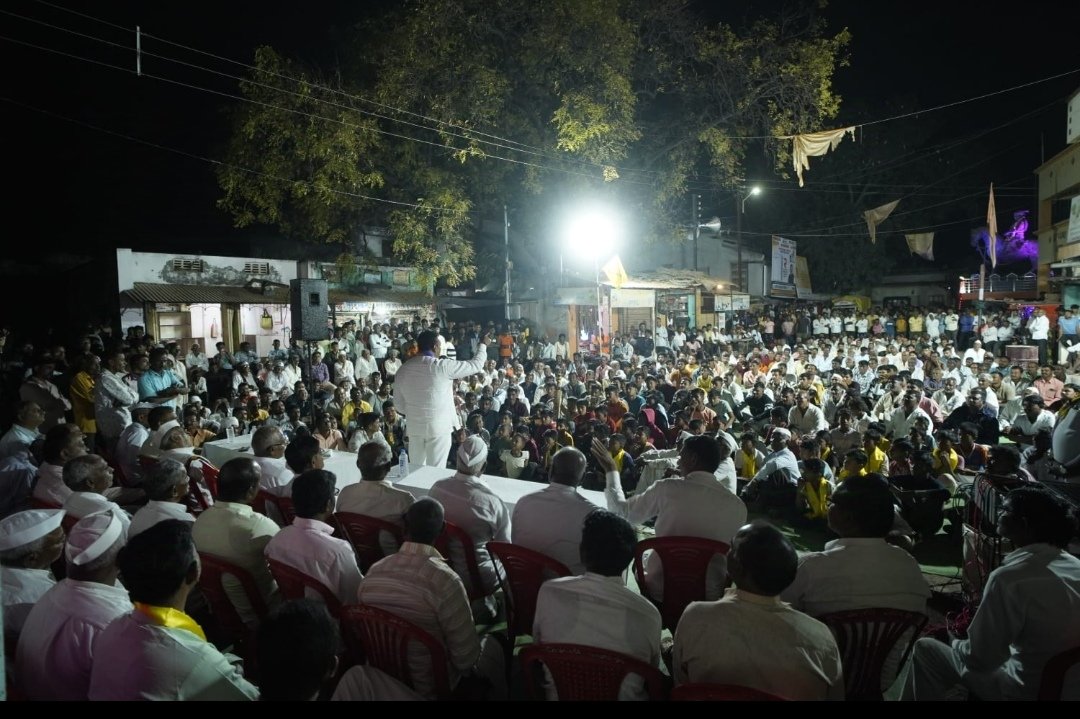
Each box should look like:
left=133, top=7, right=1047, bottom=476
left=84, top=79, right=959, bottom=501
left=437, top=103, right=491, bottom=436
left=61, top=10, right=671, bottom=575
left=122, top=282, right=291, bottom=305
left=602, top=267, right=728, bottom=290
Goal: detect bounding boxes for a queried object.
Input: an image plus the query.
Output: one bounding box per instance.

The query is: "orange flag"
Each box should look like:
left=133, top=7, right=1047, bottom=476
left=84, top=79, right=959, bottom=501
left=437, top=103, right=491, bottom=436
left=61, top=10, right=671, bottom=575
left=987, top=184, right=998, bottom=269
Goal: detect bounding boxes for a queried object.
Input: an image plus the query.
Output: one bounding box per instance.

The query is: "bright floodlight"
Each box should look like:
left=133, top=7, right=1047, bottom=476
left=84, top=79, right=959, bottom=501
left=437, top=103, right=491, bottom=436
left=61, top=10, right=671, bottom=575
left=565, top=206, right=620, bottom=259
left=749, top=186, right=762, bottom=196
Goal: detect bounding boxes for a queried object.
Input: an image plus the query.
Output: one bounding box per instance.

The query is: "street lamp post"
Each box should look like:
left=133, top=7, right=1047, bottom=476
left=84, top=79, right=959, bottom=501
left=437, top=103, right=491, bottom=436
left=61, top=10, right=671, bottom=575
left=564, top=206, right=620, bottom=356
left=734, top=185, right=762, bottom=295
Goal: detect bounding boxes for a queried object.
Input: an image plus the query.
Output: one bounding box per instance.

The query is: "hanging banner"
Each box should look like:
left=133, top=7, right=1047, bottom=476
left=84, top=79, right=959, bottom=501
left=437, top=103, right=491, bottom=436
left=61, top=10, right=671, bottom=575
left=794, top=256, right=813, bottom=298
left=1068, top=195, right=1080, bottom=245
left=770, top=236, right=797, bottom=298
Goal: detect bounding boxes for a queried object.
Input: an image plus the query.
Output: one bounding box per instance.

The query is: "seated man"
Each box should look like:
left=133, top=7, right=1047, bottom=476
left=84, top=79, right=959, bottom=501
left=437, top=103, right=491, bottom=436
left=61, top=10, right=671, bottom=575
left=0, top=401, right=45, bottom=459
left=251, top=425, right=290, bottom=494
left=357, top=498, right=505, bottom=699
left=741, top=428, right=801, bottom=510
left=264, top=469, right=363, bottom=606
left=61, top=454, right=132, bottom=539
left=128, top=458, right=195, bottom=538
left=593, top=434, right=746, bottom=601
left=511, top=446, right=599, bottom=575
left=17, top=511, right=132, bottom=700
left=428, top=436, right=511, bottom=596
left=31, top=422, right=88, bottom=506
left=0, top=447, right=39, bottom=520
left=0, top=508, right=64, bottom=641
left=337, top=441, right=415, bottom=557
left=533, top=509, right=662, bottom=700
left=903, top=487, right=1080, bottom=701
left=115, top=403, right=153, bottom=487
left=191, top=457, right=281, bottom=626
left=88, top=520, right=259, bottom=700
left=673, top=521, right=844, bottom=700
left=783, top=472, right=931, bottom=615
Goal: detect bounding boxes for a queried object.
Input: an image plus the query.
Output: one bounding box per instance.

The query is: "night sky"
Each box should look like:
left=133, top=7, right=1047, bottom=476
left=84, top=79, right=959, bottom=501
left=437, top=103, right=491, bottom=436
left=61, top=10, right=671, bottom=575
left=2, top=0, right=1078, bottom=272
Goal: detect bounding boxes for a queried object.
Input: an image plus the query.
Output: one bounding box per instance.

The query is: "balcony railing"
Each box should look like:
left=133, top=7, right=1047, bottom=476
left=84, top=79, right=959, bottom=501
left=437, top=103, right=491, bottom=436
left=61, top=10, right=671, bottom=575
left=958, top=272, right=1037, bottom=295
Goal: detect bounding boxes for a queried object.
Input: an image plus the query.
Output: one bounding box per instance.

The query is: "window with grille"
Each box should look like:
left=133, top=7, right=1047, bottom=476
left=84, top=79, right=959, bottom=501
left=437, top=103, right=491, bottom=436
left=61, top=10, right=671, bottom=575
left=243, top=262, right=270, bottom=275
left=171, top=258, right=204, bottom=272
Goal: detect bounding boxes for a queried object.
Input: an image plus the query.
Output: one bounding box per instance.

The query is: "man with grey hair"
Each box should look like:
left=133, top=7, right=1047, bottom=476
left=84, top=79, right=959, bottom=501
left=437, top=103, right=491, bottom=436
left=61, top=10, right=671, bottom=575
left=17, top=510, right=133, bottom=700
left=337, top=441, right=415, bottom=556
left=61, top=454, right=132, bottom=539
left=251, top=425, right=289, bottom=492
left=0, top=508, right=65, bottom=639
left=429, top=435, right=510, bottom=597
left=512, top=447, right=599, bottom=575
left=128, top=458, right=194, bottom=538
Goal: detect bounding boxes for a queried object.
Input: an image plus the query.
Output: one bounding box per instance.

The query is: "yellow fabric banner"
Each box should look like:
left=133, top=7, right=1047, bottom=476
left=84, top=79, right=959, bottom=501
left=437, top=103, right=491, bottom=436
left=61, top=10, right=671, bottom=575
left=863, top=200, right=900, bottom=243
left=904, top=232, right=935, bottom=260
left=601, top=255, right=629, bottom=289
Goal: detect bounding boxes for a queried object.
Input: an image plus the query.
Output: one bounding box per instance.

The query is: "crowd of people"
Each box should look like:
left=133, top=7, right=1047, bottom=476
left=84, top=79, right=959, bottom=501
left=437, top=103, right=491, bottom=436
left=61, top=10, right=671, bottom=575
left=0, top=298, right=1078, bottom=700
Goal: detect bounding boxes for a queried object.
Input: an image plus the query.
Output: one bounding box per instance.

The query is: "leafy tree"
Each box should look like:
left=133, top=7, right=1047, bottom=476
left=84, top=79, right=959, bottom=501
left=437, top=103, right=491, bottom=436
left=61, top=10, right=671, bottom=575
left=217, top=0, right=849, bottom=285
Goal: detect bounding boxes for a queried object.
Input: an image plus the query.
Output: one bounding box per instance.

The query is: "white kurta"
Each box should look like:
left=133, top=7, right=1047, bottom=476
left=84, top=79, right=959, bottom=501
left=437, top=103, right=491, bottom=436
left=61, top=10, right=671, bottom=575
left=392, top=347, right=488, bottom=466
left=336, top=479, right=415, bottom=556
left=129, top=499, right=195, bottom=538
left=604, top=470, right=746, bottom=600
left=1, top=566, right=55, bottom=639
left=533, top=573, right=662, bottom=700
left=94, top=369, right=140, bottom=440
left=428, top=472, right=511, bottom=595
left=511, top=483, right=600, bottom=575
left=88, top=610, right=258, bottom=700
left=16, top=578, right=133, bottom=700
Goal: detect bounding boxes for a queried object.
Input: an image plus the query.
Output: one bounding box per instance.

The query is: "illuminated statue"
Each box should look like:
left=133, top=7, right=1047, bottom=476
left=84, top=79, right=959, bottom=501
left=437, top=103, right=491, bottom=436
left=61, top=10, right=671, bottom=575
left=970, top=210, right=1037, bottom=272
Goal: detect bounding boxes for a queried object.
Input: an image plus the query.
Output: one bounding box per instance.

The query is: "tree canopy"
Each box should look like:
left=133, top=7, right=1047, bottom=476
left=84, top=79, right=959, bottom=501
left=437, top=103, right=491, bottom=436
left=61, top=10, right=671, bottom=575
left=217, top=0, right=849, bottom=285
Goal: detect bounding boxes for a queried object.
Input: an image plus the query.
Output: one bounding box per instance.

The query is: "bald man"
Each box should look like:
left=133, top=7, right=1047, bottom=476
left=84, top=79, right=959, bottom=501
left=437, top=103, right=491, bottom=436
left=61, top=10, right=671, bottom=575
left=512, top=447, right=602, bottom=574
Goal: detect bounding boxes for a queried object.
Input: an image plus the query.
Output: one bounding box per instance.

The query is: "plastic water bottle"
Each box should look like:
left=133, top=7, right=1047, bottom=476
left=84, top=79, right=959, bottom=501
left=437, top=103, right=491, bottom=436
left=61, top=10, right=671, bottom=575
left=225, top=424, right=235, bottom=439
left=398, top=448, right=409, bottom=477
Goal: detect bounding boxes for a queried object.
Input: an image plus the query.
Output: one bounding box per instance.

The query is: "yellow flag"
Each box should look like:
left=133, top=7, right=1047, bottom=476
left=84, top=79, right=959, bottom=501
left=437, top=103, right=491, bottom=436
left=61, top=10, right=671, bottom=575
left=601, top=255, right=628, bottom=289
left=863, top=200, right=900, bottom=244
left=987, top=184, right=998, bottom=269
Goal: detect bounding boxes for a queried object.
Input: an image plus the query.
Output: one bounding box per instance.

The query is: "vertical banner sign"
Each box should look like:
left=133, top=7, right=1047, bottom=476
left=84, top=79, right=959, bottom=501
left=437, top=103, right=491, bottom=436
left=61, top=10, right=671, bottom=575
left=1068, top=195, right=1080, bottom=245
left=771, top=236, right=797, bottom=298
left=794, top=256, right=813, bottom=298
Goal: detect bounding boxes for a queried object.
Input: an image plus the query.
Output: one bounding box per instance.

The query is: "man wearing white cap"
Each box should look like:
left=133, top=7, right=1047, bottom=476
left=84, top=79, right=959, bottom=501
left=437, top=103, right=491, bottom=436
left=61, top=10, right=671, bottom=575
left=393, top=329, right=491, bottom=468
left=61, top=455, right=132, bottom=539
left=17, top=510, right=132, bottom=700
left=0, top=508, right=64, bottom=640
left=428, top=435, right=510, bottom=596
left=128, top=459, right=194, bottom=538
left=592, top=434, right=746, bottom=602
left=88, top=520, right=259, bottom=700
left=115, top=403, right=153, bottom=487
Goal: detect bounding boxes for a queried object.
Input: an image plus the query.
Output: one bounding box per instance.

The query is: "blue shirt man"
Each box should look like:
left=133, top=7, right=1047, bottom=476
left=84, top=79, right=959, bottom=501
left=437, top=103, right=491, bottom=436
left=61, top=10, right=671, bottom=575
left=138, top=350, right=185, bottom=409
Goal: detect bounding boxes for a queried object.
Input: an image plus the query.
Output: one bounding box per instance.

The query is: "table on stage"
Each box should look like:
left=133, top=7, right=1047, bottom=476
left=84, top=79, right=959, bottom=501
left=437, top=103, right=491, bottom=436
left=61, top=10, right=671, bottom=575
left=201, top=437, right=607, bottom=511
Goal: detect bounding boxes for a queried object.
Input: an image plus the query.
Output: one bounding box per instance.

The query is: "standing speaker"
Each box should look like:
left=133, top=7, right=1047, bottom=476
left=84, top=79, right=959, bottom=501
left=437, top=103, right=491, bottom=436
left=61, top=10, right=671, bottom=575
left=290, top=279, right=329, bottom=340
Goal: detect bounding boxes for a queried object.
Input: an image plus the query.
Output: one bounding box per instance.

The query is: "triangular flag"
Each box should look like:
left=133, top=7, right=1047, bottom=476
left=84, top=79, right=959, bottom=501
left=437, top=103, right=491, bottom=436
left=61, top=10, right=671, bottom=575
left=905, top=232, right=935, bottom=260
left=987, top=183, right=998, bottom=269
left=863, top=200, right=900, bottom=243
left=601, top=255, right=628, bottom=289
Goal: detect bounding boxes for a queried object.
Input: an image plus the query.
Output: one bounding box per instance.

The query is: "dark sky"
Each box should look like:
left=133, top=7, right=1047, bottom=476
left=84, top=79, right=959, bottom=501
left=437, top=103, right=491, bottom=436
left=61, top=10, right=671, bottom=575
left=2, top=0, right=1078, bottom=268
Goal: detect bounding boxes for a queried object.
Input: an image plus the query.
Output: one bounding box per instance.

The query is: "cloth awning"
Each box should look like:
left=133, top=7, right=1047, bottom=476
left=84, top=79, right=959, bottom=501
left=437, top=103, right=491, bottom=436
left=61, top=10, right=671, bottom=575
left=121, top=282, right=290, bottom=305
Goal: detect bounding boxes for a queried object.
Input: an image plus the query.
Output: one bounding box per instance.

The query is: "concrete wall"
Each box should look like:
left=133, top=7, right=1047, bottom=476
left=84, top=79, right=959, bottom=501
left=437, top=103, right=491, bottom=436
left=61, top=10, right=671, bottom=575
left=116, top=249, right=298, bottom=291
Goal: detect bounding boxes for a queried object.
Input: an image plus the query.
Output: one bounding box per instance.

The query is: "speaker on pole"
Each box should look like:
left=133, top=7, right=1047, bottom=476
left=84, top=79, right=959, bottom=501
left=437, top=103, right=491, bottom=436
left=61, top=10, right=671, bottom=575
left=289, top=279, right=329, bottom=341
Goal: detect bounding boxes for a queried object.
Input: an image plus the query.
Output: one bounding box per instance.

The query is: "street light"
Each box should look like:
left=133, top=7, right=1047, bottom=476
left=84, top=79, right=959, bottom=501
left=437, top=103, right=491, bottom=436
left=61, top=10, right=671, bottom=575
left=564, top=206, right=621, bottom=355
left=734, top=185, right=762, bottom=294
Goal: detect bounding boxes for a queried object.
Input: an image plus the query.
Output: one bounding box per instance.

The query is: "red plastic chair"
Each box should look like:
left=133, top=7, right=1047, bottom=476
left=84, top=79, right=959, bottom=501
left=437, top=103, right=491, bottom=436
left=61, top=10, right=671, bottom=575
left=817, top=608, right=928, bottom=700
left=253, top=489, right=295, bottom=526
left=196, top=551, right=269, bottom=653
left=433, top=521, right=495, bottom=601
left=632, top=536, right=730, bottom=631
left=671, top=683, right=787, bottom=701
left=138, top=455, right=158, bottom=473
left=334, top=512, right=405, bottom=573
left=1038, top=645, right=1080, bottom=700
left=520, top=643, right=667, bottom=701
left=267, top=557, right=343, bottom=618
left=200, top=463, right=220, bottom=499
left=339, top=603, right=453, bottom=700
left=486, top=541, right=571, bottom=647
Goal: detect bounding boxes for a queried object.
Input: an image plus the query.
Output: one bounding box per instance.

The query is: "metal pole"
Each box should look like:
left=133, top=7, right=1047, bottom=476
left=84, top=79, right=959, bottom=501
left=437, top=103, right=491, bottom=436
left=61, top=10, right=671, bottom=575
left=692, top=194, right=700, bottom=271
left=504, top=205, right=511, bottom=320
left=595, top=257, right=602, bottom=355
left=735, top=192, right=743, bottom=295
left=135, top=26, right=141, bottom=76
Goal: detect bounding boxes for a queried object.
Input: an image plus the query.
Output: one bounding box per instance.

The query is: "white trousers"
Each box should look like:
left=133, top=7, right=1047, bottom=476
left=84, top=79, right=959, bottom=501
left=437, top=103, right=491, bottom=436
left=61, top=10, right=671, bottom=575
left=408, top=433, right=452, bottom=468
left=901, top=637, right=1013, bottom=701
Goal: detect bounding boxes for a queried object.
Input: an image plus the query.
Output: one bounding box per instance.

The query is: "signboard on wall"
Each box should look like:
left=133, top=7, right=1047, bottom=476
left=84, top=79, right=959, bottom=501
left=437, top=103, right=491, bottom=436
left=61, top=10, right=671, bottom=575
left=795, top=256, right=813, bottom=298
left=609, top=288, right=654, bottom=308
left=1069, top=195, right=1080, bottom=245
left=771, top=236, right=797, bottom=298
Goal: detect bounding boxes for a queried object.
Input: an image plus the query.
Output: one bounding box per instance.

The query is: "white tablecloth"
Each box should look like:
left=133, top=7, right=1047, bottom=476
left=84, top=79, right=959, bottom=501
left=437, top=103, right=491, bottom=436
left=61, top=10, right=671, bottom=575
left=201, top=439, right=606, bottom=512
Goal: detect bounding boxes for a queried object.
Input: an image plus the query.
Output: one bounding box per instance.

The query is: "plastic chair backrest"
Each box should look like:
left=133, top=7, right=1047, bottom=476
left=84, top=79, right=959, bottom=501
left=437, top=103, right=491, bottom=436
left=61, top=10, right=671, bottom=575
left=487, top=541, right=571, bottom=641
left=671, top=683, right=786, bottom=701
left=267, top=557, right=342, bottom=617
left=433, top=520, right=490, bottom=600
left=818, top=607, right=928, bottom=700
left=200, top=463, right=220, bottom=499
left=340, top=603, right=452, bottom=700
left=196, top=551, right=269, bottom=643
left=334, top=512, right=405, bottom=573
left=253, top=490, right=295, bottom=526
left=520, top=642, right=666, bottom=701
left=1038, top=645, right=1080, bottom=700
left=631, top=535, right=730, bottom=630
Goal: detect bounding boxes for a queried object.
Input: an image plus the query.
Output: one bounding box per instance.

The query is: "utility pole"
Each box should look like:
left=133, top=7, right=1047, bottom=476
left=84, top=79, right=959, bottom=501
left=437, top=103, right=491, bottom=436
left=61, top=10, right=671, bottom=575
left=504, top=205, right=511, bottom=320
left=692, top=194, right=701, bottom=271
